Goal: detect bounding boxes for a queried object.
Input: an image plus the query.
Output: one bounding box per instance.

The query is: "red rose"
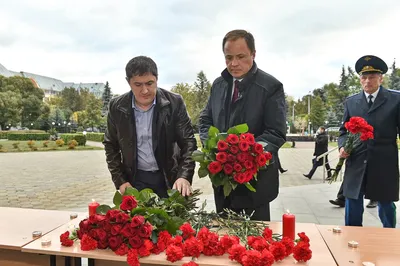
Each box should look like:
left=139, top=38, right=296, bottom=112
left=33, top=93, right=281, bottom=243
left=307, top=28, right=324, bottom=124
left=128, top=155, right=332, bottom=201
left=121, top=224, right=133, bottom=238
left=239, top=141, right=250, bottom=152
left=97, top=240, right=108, bottom=249
left=243, top=171, right=254, bottom=183
left=131, top=215, right=145, bottom=228
left=253, top=143, right=264, bottom=154
left=217, top=140, right=229, bottom=151
left=120, top=195, right=138, bottom=211
left=60, top=231, right=74, bottom=247
left=179, top=223, right=195, bottom=239
left=244, top=160, right=254, bottom=169
left=127, top=249, right=140, bottom=266
left=233, top=163, right=242, bottom=172
left=114, top=243, right=129, bottom=256
left=240, top=133, right=255, bottom=144
left=94, top=229, right=108, bottom=242
left=108, top=236, right=123, bottom=251
left=256, top=154, right=267, bottom=167
left=226, top=134, right=239, bottom=145
left=208, top=161, right=222, bottom=174
left=223, top=163, right=234, bottom=175
left=106, top=209, right=120, bottom=222
left=111, top=224, right=122, bottom=236
left=80, top=234, right=98, bottom=251
left=236, top=153, right=247, bottom=163
left=293, top=241, right=312, bottom=262
left=78, top=219, right=90, bottom=233
left=165, top=245, right=184, bottom=263
left=138, top=239, right=153, bottom=257
left=129, top=235, right=144, bottom=249
left=264, top=151, right=272, bottom=161
left=116, top=212, right=130, bottom=223
left=138, top=222, right=153, bottom=238
left=216, top=152, right=228, bottom=163
left=233, top=173, right=247, bottom=184
left=229, top=145, right=239, bottom=154
left=227, top=154, right=236, bottom=162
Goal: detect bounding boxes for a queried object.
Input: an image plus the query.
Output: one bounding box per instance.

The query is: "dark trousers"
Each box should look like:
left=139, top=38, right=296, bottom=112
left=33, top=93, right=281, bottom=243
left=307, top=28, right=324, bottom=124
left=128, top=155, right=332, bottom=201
left=133, top=169, right=168, bottom=198
left=337, top=182, right=345, bottom=201
left=307, top=156, right=331, bottom=178
left=214, top=187, right=271, bottom=221
left=345, top=190, right=396, bottom=228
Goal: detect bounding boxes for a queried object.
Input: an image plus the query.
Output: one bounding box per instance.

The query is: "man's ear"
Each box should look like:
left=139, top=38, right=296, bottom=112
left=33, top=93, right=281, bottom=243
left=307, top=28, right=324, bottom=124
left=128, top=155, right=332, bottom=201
left=252, top=50, right=256, bottom=60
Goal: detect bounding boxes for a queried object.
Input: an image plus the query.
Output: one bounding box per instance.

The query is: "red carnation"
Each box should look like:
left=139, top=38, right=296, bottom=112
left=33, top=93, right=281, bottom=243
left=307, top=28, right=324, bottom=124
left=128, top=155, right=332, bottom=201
left=127, top=249, right=140, bottom=266
left=293, top=241, right=312, bottom=262
left=60, top=231, right=74, bottom=247
left=360, top=131, right=374, bottom=141
left=226, top=134, right=239, bottom=145
left=297, top=232, right=310, bottom=244
left=217, top=140, right=229, bottom=151
left=208, top=161, right=222, bottom=174
left=80, top=234, right=98, bottom=251
left=239, top=141, right=250, bottom=152
left=216, top=152, right=228, bottom=163
left=262, top=227, right=273, bottom=239
left=182, top=262, right=199, bottom=266
left=280, top=237, right=295, bottom=256
left=138, top=239, right=153, bottom=257
left=261, top=249, right=275, bottom=266
left=219, top=235, right=240, bottom=252
left=165, top=245, right=184, bottom=263
left=114, top=243, right=129, bottom=256
left=182, top=237, right=204, bottom=258
left=228, top=244, right=246, bottom=263
left=229, top=145, right=239, bottom=154
left=179, top=223, right=196, bottom=239
left=120, top=195, right=138, bottom=211
left=168, top=235, right=184, bottom=248
left=241, top=250, right=263, bottom=266
left=156, top=230, right=172, bottom=251
left=270, top=242, right=286, bottom=261
left=223, top=163, right=234, bottom=175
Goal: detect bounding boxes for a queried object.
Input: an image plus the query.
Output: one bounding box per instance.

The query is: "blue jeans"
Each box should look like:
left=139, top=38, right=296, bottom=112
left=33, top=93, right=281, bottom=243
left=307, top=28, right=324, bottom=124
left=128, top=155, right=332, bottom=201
left=345, top=192, right=396, bottom=228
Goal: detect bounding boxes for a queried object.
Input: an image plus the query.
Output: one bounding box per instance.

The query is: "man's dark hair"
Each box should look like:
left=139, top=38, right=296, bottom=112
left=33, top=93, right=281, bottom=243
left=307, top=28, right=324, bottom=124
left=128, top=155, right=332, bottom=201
left=320, top=126, right=325, bottom=130
left=125, top=56, right=158, bottom=80
left=222, top=30, right=256, bottom=54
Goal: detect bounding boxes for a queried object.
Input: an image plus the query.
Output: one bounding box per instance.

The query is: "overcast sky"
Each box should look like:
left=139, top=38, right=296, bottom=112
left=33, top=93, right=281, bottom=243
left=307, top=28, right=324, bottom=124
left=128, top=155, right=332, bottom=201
left=1, top=0, right=400, bottom=99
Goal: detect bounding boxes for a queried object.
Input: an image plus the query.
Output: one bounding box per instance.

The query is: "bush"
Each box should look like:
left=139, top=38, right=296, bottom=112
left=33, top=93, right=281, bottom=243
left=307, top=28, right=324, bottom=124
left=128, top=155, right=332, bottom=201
left=86, top=133, right=104, bottom=142
left=43, top=141, right=49, bottom=148
left=56, top=139, right=65, bottom=147
left=0, top=131, right=7, bottom=139
left=12, top=142, right=20, bottom=149
left=68, top=139, right=78, bottom=149
left=60, top=134, right=86, bottom=146
left=30, top=145, right=38, bottom=151
left=7, top=132, right=50, bottom=141
left=27, top=140, right=35, bottom=147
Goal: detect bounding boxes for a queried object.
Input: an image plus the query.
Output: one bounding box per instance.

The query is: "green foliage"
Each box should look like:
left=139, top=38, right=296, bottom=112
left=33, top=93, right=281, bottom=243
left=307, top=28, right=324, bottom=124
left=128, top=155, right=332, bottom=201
left=55, top=139, right=65, bottom=147
left=389, top=60, right=400, bottom=91
left=309, top=96, right=326, bottom=129
left=68, top=139, right=78, bottom=149
left=85, top=94, right=103, bottom=129
left=101, top=81, right=112, bottom=114
left=12, top=142, right=20, bottom=149
left=7, top=132, right=50, bottom=141
left=60, top=134, right=86, bottom=146
left=0, top=131, right=8, bottom=139
left=85, top=132, right=104, bottom=142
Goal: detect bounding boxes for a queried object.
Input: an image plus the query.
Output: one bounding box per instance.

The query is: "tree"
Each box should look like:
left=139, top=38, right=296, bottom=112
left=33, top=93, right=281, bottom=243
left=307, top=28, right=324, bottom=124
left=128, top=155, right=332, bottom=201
left=85, top=94, right=103, bottom=130
left=191, top=71, right=212, bottom=127
left=389, top=60, right=400, bottom=90
left=101, top=81, right=112, bottom=115
left=60, top=87, right=82, bottom=113
left=0, top=90, right=22, bottom=129
left=347, top=67, right=362, bottom=95
left=309, top=96, right=326, bottom=130
left=171, top=82, right=195, bottom=119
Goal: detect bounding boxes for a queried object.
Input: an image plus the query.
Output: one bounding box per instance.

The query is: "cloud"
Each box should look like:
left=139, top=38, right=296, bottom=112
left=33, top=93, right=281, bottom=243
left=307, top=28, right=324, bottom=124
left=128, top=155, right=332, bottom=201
left=1, top=0, right=400, bottom=98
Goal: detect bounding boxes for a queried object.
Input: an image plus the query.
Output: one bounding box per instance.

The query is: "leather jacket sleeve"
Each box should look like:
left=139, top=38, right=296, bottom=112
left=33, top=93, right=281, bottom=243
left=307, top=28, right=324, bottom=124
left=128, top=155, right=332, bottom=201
left=102, top=100, right=127, bottom=189
left=174, top=96, right=197, bottom=183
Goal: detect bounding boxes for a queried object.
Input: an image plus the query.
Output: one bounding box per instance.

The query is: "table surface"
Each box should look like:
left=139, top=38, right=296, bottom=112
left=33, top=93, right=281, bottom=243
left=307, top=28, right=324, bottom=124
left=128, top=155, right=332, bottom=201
left=23, top=220, right=336, bottom=266
left=0, top=207, right=84, bottom=250
left=317, top=224, right=400, bottom=266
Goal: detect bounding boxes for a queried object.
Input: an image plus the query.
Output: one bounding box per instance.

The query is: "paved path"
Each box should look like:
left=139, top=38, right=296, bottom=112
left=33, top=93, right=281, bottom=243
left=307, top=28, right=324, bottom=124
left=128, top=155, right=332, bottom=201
left=1, top=142, right=398, bottom=227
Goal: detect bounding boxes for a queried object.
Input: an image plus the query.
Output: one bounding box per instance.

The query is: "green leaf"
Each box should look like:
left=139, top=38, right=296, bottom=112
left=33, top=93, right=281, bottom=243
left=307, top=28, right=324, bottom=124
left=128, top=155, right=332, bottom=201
left=231, top=182, right=238, bottom=190
left=235, top=123, right=249, bottom=133
left=191, top=150, right=205, bottom=162
left=227, top=127, right=239, bottom=134
left=113, top=191, right=123, bottom=207
left=207, top=138, right=217, bottom=150
left=208, top=126, right=220, bottom=137
left=138, top=188, right=154, bottom=202
left=151, top=231, right=158, bottom=243
left=217, top=133, right=228, bottom=140
left=210, top=174, right=224, bottom=187
left=96, top=204, right=111, bottom=215
left=131, top=207, right=146, bottom=216
left=245, top=182, right=256, bottom=192
left=198, top=166, right=209, bottom=178
left=124, top=187, right=140, bottom=198
left=223, top=182, right=232, bottom=197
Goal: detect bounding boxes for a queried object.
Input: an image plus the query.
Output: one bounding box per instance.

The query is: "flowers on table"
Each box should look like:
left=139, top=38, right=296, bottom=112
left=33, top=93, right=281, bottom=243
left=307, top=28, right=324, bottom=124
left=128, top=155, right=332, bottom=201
left=192, top=123, right=273, bottom=197
left=329, top=116, right=374, bottom=183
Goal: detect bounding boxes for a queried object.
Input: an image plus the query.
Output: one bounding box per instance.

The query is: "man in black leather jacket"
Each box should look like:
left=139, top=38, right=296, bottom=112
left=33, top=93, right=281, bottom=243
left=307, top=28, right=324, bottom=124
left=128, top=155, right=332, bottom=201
left=199, top=30, right=287, bottom=221
left=103, top=56, right=197, bottom=198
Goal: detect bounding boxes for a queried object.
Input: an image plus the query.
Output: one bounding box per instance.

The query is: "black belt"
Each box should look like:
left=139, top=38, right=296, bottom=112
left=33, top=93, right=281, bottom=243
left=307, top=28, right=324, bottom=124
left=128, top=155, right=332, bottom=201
left=137, top=169, right=161, bottom=174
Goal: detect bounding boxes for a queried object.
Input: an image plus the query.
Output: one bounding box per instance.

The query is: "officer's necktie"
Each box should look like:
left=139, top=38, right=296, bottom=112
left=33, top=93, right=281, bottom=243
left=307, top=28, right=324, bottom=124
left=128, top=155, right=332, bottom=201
left=368, top=94, right=373, bottom=109
left=232, top=80, right=239, bottom=103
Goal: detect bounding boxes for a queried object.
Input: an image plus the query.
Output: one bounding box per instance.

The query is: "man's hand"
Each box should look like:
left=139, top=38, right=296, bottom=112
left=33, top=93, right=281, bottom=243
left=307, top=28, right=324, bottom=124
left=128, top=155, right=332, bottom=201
left=119, top=182, right=132, bottom=195
left=173, top=178, right=192, bottom=197
left=339, top=147, right=349, bottom=159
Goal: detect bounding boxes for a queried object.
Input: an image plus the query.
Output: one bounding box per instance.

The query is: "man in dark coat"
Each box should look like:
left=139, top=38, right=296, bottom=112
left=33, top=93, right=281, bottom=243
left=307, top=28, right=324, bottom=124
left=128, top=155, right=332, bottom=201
left=199, top=30, right=287, bottom=221
left=103, top=56, right=197, bottom=198
left=303, top=126, right=332, bottom=179
left=338, top=55, right=400, bottom=227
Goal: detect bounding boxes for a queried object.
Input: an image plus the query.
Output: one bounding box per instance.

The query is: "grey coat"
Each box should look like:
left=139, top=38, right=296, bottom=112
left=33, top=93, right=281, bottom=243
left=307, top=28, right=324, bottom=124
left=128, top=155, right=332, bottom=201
left=338, top=87, right=400, bottom=201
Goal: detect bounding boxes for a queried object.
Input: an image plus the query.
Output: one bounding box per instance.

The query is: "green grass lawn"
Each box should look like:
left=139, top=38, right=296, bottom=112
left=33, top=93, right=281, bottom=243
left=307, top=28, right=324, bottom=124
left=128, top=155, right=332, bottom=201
left=0, top=140, right=103, bottom=153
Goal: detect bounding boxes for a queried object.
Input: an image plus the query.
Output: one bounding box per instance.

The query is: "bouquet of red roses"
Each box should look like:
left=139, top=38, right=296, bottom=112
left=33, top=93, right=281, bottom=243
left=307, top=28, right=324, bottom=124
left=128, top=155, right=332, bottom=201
left=329, top=116, right=374, bottom=183
left=192, top=124, right=272, bottom=197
